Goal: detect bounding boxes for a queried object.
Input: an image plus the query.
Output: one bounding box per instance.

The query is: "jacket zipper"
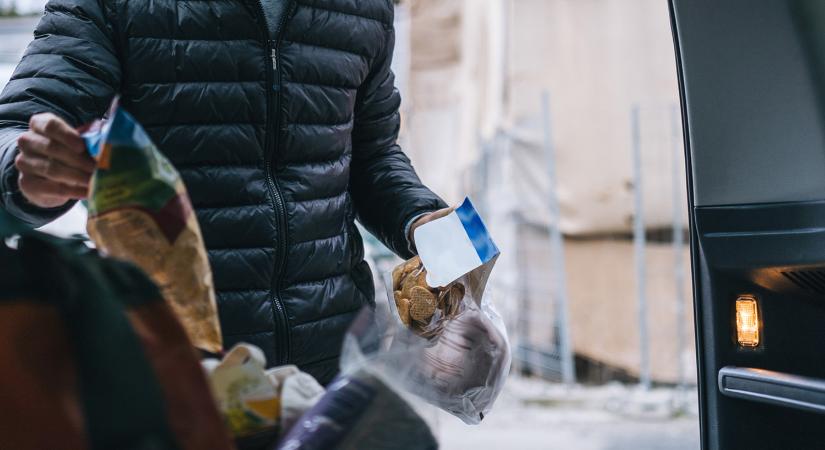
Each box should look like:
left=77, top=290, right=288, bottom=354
left=255, top=0, right=295, bottom=366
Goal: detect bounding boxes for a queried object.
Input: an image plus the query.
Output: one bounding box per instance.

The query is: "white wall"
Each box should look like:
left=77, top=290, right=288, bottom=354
left=403, top=0, right=687, bottom=236
left=1, top=0, right=45, bottom=14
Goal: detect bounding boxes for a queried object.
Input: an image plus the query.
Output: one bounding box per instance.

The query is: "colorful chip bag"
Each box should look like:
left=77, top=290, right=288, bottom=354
left=82, top=98, right=222, bottom=353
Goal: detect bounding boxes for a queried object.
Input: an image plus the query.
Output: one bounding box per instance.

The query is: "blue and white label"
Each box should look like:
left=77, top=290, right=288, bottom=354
left=414, top=197, right=499, bottom=287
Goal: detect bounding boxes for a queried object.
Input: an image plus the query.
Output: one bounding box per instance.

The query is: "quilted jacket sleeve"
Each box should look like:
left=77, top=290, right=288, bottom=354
left=0, top=0, right=120, bottom=226
left=349, top=18, right=447, bottom=259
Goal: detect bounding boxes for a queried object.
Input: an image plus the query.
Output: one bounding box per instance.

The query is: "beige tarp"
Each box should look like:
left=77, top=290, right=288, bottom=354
left=517, top=232, right=696, bottom=384
left=402, top=0, right=687, bottom=235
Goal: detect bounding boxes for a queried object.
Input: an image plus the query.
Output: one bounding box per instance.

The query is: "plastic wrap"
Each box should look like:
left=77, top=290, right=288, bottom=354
left=277, top=310, right=438, bottom=450
left=384, top=197, right=510, bottom=424
left=337, top=198, right=511, bottom=425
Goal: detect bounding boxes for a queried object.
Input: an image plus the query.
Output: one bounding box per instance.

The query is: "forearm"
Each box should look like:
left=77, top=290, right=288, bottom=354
left=349, top=12, right=446, bottom=257
left=350, top=145, right=446, bottom=259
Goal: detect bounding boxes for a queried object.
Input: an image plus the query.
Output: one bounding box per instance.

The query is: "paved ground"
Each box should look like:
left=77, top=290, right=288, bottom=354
left=434, top=378, right=699, bottom=450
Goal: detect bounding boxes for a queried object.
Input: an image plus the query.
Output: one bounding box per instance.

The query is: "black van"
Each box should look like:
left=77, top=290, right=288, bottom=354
left=671, top=1, right=825, bottom=448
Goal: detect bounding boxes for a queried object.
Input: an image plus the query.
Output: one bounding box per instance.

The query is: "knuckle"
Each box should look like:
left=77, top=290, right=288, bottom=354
left=50, top=163, right=65, bottom=178
left=17, top=173, right=31, bottom=191
left=30, top=113, right=50, bottom=129
left=45, top=141, right=60, bottom=155
left=15, top=154, right=34, bottom=173
left=16, top=132, right=31, bottom=149
left=44, top=117, right=59, bottom=134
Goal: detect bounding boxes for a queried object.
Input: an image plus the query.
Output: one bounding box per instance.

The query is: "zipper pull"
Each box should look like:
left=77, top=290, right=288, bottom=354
left=271, top=48, right=277, bottom=71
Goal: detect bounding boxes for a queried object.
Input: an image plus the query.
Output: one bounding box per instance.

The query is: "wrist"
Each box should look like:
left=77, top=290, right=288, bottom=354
left=404, top=211, right=433, bottom=255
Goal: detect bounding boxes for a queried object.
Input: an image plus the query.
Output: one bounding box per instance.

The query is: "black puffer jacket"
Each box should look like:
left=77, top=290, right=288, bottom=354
left=0, top=0, right=445, bottom=384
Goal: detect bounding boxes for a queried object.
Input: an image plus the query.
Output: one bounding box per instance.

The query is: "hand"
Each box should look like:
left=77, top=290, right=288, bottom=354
left=409, top=206, right=455, bottom=248
left=15, top=113, right=94, bottom=208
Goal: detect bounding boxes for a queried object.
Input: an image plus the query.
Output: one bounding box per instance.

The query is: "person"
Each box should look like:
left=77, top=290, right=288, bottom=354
left=0, top=0, right=448, bottom=384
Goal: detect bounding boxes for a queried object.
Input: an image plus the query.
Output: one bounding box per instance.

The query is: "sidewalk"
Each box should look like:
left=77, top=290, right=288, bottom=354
left=435, top=377, right=700, bottom=450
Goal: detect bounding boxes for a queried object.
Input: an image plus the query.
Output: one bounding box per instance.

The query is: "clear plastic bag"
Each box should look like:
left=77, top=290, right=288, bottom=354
left=277, top=310, right=438, bottom=450
left=383, top=258, right=510, bottom=424
left=383, top=198, right=511, bottom=424
left=280, top=198, right=510, bottom=449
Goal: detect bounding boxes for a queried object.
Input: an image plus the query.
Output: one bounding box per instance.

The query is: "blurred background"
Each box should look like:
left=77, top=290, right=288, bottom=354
left=1, top=1, right=699, bottom=448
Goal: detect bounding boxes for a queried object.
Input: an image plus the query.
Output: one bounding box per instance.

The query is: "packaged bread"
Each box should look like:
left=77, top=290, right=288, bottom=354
left=82, top=98, right=222, bottom=353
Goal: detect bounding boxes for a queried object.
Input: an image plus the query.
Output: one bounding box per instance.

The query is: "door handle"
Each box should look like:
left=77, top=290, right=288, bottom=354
left=719, top=366, right=825, bottom=414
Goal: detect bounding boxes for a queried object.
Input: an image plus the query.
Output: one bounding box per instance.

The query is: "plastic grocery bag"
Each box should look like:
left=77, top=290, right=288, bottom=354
left=82, top=98, right=222, bottom=353
left=384, top=197, right=510, bottom=424
left=277, top=310, right=438, bottom=450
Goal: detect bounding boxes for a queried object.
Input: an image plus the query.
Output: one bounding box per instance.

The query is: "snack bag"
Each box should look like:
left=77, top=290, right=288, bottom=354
left=82, top=99, right=222, bottom=353
left=384, top=197, right=510, bottom=424
left=390, top=198, right=500, bottom=338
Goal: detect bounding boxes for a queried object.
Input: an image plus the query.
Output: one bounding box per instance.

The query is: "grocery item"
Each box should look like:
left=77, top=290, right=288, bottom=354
left=203, top=344, right=324, bottom=443
left=204, top=344, right=280, bottom=436
left=82, top=99, right=222, bottom=353
left=384, top=197, right=510, bottom=424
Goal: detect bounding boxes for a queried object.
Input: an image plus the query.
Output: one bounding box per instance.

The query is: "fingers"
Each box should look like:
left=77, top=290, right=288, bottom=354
left=17, top=172, right=86, bottom=208
left=415, top=207, right=455, bottom=228
left=28, top=113, right=85, bottom=154
left=17, top=131, right=95, bottom=175
left=12, top=113, right=94, bottom=208
left=15, top=151, right=90, bottom=188
left=18, top=169, right=88, bottom=199
left=409, top=206, right=457, bottom=247
left=427, top=206, right=455, bottom=221
left=20, top=172, right=88, bottom=198
left=22, top=113, right=95, bottom=174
